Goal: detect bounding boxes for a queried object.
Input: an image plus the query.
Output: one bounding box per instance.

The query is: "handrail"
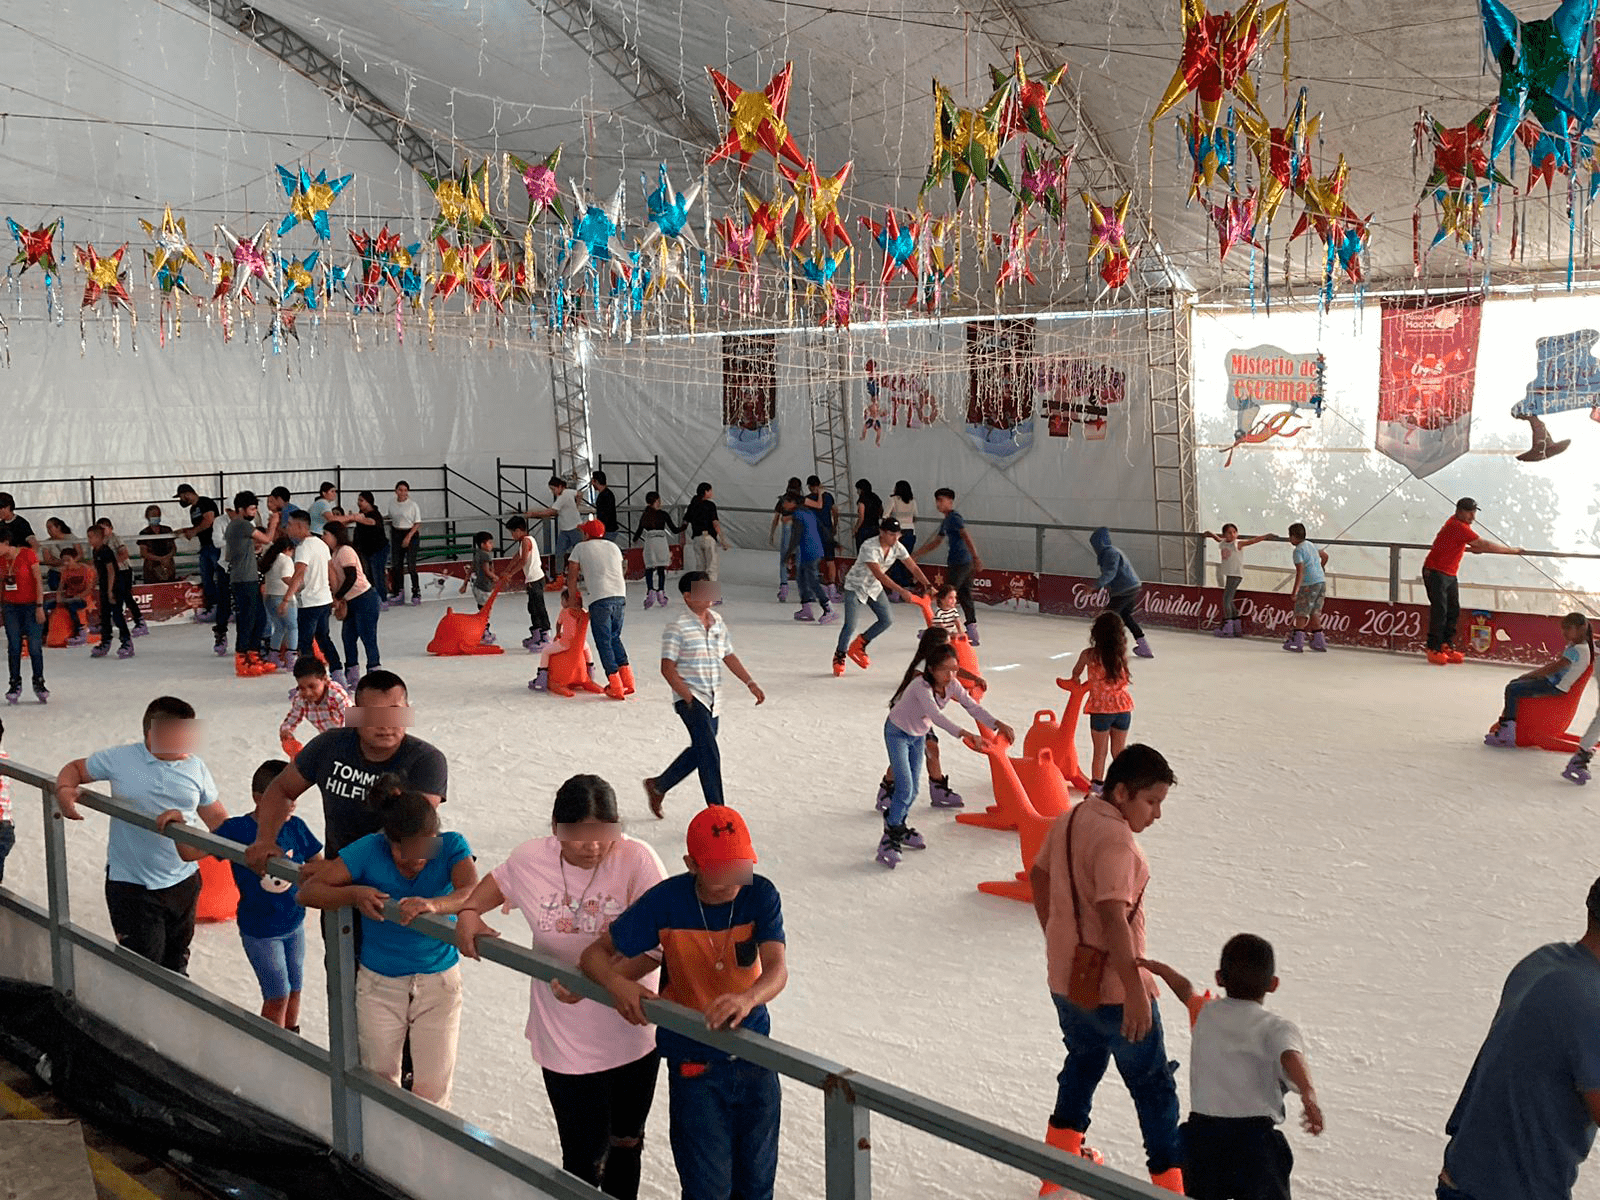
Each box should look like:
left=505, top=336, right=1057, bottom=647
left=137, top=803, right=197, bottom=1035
left=0, top=757, right=1167, bottom=1200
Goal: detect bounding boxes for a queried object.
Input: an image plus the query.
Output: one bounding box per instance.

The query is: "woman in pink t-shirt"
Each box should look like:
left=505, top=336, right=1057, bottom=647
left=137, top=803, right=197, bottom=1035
left=1027, top=744, right=1185, bottom=1195
left=324, top=522, right=380, bottom=688
left=455, top=775, right=665, bottom=1199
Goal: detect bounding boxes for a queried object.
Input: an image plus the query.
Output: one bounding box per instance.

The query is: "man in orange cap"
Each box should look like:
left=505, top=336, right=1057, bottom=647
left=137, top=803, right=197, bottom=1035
left=582, top=806, right=788, bottom=1200
left=568, top=518, right=633, bottom=700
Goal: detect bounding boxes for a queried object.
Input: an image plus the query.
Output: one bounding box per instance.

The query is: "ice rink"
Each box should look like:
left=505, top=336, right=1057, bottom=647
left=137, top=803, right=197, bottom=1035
left=3, top=549, right=1596, bottom=1200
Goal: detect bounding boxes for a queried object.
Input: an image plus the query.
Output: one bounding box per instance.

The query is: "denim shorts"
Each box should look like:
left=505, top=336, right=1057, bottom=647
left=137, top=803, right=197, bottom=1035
left=240, top=925, right=306, bottom=1000
left=1088, top=711, right=1132, bottom=732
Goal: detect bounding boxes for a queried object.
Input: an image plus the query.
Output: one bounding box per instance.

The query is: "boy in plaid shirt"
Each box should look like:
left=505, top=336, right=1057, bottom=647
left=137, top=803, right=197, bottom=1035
left=279, top=657, right=351, bottom=755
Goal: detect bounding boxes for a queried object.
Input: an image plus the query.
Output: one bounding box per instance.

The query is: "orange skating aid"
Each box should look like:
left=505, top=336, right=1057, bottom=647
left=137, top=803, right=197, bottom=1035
left=541, top=610, right=605, bottom=698
left=195, top=854, right=240, bottom=923
left=1021, top=678, right=1095, bottom=794
left=427, top=582, right=505, bottom=656
left=1490, top=659, right=1592, bottom=751
left=965, top=733, right=1074, bottom=904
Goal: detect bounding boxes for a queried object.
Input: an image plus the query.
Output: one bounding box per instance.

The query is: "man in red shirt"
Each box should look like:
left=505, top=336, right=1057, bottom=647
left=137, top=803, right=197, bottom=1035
left=1421, top=498, right=1522, bottom=665
left=0, top=527, right=48, bottom=703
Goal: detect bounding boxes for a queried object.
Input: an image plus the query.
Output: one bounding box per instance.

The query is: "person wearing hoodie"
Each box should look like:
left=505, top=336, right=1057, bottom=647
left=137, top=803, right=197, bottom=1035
left=1091, top=528, right=1153, bottom=659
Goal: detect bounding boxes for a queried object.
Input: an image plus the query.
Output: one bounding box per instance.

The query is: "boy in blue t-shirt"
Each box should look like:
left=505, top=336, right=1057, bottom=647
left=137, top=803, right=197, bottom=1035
left=915, top=487, right=983, bottom=644
left=174, top=758, right=322, bottom=1030
left=784, top=494, right=835, bottom=625
left=583, top=806, right=788, bottom=1200
left=1283, top=522, right=1330, bottom=654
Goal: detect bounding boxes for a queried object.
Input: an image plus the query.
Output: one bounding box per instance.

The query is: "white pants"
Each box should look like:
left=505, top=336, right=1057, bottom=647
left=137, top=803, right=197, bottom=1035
left=692, top=534, right=720, bottom=581
left=356, top=965, right=464, bottom=1108
left=1581, top=693, right=1600, bottom=752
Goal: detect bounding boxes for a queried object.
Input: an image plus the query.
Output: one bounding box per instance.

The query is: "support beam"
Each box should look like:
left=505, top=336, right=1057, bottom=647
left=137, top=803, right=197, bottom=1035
left=969, top=0, right=1187, bottom=296
left=806, top=333, right=852, bottom=505
left=550, top=331, right=595, bottom=486
left=528, top=0, right=740, bottom=210
left=1145, top=292, right=1200, bottom=584
left=188, top=1, right=449, bottom=177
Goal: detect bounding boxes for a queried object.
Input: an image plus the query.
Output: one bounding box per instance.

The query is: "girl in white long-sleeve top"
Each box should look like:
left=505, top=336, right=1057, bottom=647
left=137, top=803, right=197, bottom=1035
left=877, top=644, right=1014, bottom=868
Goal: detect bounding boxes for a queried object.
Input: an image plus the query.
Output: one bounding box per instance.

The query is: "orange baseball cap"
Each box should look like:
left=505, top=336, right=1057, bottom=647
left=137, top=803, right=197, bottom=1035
left=686, top=806, right=758, bottom=870
left=580, top=518, right=607, bottom=539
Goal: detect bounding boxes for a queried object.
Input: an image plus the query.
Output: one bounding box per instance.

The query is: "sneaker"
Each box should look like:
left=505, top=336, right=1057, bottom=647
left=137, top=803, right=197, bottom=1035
left=1484, top=721, right=1518, bottom=748
left=832, top=653, right=846, bottom=677
left=875, top=829, right=903, bottom=868
left=90, top=643, right=110, bottom=658
left=1563, top=751, right=1592, bottom=784
left=778, top=584, right=789, bottom=603
left=794, top=604, right=816, bottom=622
left=818, top=607, right=838, bottom=625
left=1426, top=649, right=1451, bottom=665
left=847, top=636, right=871, bottom=669
left=929, top=777, right=965, bottom=808
left=116, top=643, right=135, bottom=659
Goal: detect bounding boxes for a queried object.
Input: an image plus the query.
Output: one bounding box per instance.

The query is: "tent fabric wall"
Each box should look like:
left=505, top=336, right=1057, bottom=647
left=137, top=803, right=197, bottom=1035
left=585, top=315, right=1155, bottom=578
left=1193, top=299, right=1600, bottom=604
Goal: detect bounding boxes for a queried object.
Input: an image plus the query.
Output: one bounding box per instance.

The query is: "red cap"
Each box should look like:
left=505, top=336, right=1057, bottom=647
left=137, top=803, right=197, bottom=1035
left=686, top=806, right=758, bottom=869
left=579, top=518, right=607, bottom=539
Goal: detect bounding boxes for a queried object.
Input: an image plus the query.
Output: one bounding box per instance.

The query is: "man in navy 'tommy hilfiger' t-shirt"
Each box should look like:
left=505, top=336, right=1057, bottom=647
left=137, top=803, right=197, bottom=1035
left=1439, top=875, right=1600, bottom=1200
left=582, top=806, right=787, bottom=1200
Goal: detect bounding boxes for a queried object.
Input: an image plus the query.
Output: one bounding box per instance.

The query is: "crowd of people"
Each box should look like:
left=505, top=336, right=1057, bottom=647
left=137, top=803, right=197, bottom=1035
left=4, top=473, right=1600, bottom=1200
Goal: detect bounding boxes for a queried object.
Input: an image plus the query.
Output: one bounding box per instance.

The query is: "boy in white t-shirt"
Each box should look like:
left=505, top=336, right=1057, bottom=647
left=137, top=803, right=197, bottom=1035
left=501, top=516, right=551, bottom=650
left=1203, top=525, right=1275, bottom=639
left=831, top=517, right=933, bottom=676
left=1143, top=935, right=1323, bottom=1200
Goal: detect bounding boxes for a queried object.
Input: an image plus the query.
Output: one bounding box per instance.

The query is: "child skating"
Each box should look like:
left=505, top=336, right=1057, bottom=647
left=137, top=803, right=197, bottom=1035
left=1204, top=525, right=1274, bottom=637
left=876, top=627, right=989, bottom=813
left=632, top=491, right=680, bottom=609
left=1283, top=523, right=1329, bottom=653
left=460, top=531, right=498, bottom=646
left=833, top=517, right=932, bottom=676
left=785, top=492, right=835, bottom=625
left=1066, top=612, right=1134, bottom=794
left=279, top=657, right=351, bottom=756
left=86, top=523, right=134, bottom=660
left=1486, top=612, right=1593, bottom=747
left=878, top=642, right=1013, bottom=867
left=1090, top=527, right=1152, bottom=658
left=528, top=588, right=601, bottom=696
left=501, top=516, right=550, bottom=650
left=1142, top=935, right=1324, bottom=1200
left=929, top=582, right=964, bottom=637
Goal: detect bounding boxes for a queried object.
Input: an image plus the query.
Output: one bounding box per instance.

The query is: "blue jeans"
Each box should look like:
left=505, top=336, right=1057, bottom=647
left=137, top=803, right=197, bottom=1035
left=197, top=543, right=222, bottom=609
left=296, top=602, right=342, bottom=670
left=341, top=588, right=382, bottom=669
left=796, top=559, right=827, bottom=608
left=588, top=596, right=627, bottom=677
left=555, top=527, right=583, bottom=567
left=2, top=602, right=44, bottom=688
left=366, top=545, right=390, bottom=602
left=776, top=524, right=791, bottom=585
left=231, top=581, right=263, bottom=654
left=834, top=592, right=891, bottom=656
left=1501, top=676, right=1562, bottom=721
left=668, top=1058, right=781, bottom=1200
left=657, top=698, right=723, bottom=806
left=883, top=719, right=925, bottom=827
left=264, top=595, right=298, bottom=651
left=1050, top=994, right=1182, bottom=1175
left=240, top=925, right=306, bottom=1001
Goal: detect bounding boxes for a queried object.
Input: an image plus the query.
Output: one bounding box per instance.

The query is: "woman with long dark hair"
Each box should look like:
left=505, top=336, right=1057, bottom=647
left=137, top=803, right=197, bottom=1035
left=258, top=536, right=299, bottom=668
left=456, top=775, right=666, bottom=1198
left=852, top=479, right=883, bottom=550
left=324, top=521, right=380, bottom=688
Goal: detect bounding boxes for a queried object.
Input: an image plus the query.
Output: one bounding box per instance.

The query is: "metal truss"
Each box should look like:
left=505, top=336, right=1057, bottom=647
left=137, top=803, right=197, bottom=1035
left=529, top=0, right=740, bottom=211
left=549, top=332, right=594, bottom=486
left=805, top=333, right=852, bottom=505
left=189, top=1, right=449, bottom=177
left=1145, top=292, right=1200, bottom=584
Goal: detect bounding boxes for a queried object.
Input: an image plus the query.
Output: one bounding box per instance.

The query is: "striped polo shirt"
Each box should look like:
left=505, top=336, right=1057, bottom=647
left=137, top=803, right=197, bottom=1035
left=661, top=609, right=733, bottom=716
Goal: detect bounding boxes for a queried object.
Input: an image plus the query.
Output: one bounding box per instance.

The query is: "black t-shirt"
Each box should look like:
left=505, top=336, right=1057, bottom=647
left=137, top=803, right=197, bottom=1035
left=91, top=541, right=117, bottom=586
left=857, top=492, right=883, bottom=545
left=294, top=728, right=450, bottom=855
left=189, top=498, right=220, bottom=548
left=0, top=515, right=35, bottom=546
left=686, top=498, right=720, bottom=538
left=594, top=488, right=619, bottom=535
left=140, top=523, right=176, bottom=558
left=352, top=512, right=387, bottom=557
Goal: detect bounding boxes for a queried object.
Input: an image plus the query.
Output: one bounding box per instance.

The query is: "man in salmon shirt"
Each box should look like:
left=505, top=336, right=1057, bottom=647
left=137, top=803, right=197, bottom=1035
left=1422, top=498, right=1523, bottom=665
left=582, top=806, right=788, bottom=1200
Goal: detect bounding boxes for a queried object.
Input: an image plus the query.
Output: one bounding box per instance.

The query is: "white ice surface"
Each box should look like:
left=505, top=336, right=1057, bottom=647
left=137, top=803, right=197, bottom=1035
left=3, top=550, right=1597, bottom=1200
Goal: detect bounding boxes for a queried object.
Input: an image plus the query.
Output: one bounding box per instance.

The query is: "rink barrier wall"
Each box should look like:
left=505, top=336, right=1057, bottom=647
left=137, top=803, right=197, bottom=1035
left=0, top=760, right=1170, bottom=1200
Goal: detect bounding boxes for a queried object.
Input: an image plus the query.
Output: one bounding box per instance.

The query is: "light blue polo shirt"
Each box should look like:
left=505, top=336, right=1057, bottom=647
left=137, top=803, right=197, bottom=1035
left=1292, top=541, right=1326, bottom=587
left=85, top=743, right=218, bottom=889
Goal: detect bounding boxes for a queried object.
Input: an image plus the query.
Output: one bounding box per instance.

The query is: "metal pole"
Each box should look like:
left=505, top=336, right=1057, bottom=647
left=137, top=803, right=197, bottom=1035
left=41, top=786, right=75, bottom=998
left=87, top=476, right=97, bottom=527
left=824, top=1074, right=871, bottom=1200
left=1389, top=545, right=1402, bottom=605
left=441, top=465, right=452, bottom=555
left=323, top=908, right=365, bottom=1162
left=1035, top=526, right=1046, bottom=577
left=496, top=457, right=504, bottom=529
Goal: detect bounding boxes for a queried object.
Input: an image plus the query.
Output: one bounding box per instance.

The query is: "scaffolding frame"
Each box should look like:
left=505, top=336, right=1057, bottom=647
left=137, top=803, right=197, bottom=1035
left=1145, top=293, right=1200, bottom=584
left=549, top=333, right=593, bottom=487
left=805, top=334, right=853, bottom=503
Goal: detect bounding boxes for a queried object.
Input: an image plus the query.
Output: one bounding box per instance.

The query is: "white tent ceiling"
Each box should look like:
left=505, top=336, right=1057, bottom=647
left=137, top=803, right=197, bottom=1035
left=5, top=0, right=1593, bottom=311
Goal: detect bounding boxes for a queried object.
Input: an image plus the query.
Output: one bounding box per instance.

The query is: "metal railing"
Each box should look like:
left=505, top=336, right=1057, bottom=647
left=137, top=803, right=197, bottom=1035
left=0, top=758, right=1165, bottom=1200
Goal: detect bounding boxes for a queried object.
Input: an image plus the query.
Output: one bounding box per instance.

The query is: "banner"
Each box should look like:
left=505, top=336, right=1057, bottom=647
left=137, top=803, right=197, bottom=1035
left=1375, top=295, right=1483, bottom=478
left=965, top=319, right=1036, bottom=465
left=1038, top=357, right=1125, bottom=440
left=722, top=333, right=778, bottom=466
left=862, top=358, right=939, bottom=445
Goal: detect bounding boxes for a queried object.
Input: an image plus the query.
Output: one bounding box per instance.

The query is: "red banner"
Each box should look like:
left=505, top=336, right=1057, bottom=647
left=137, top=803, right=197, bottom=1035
left=1375, top=295, right=1483, bottom=479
